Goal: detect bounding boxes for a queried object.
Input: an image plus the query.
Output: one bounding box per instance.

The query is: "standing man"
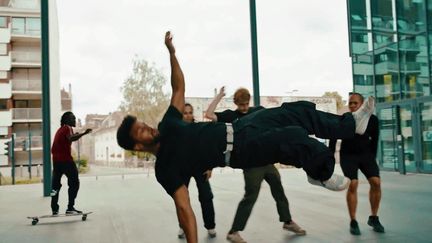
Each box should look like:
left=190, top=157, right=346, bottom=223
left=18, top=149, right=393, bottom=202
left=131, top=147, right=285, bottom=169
left=329, top=92, right=384, bottom=235
left=51, top=111, right=92, bottom=215
left=178, top=103, right=217, bottom=239
left=205, top=87, right=306, bottom=243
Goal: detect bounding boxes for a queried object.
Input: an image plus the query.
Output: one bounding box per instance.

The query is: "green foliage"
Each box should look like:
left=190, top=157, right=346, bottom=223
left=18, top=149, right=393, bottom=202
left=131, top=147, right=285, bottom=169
left=73, top=155, right=89, bottom=174
left=119, top=57, right=169, bottom=126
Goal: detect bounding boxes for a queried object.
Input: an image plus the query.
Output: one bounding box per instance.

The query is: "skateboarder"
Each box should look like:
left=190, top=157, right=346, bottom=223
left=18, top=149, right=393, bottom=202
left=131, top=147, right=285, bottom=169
left=51, top=111, right=92, bottom=215
left=116, top=31, right=375, bottom=243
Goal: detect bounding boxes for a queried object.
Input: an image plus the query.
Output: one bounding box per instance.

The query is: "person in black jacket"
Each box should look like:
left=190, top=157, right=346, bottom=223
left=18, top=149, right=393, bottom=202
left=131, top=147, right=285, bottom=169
left=329, top=92, right=384, bottom=235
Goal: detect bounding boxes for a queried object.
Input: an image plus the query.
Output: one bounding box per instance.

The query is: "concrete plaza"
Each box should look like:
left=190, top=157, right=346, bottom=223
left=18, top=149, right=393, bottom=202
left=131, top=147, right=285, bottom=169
left=0, top=166, right=431, bottom=243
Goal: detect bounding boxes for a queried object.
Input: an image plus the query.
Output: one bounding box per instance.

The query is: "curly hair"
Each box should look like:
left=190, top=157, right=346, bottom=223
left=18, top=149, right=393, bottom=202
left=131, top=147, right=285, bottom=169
left=117, top=115, right=137, bottom=150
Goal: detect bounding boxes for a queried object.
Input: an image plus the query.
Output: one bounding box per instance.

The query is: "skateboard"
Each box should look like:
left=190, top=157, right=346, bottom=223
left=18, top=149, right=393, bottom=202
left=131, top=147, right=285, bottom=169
left=27, top=212, right=93, bottom=225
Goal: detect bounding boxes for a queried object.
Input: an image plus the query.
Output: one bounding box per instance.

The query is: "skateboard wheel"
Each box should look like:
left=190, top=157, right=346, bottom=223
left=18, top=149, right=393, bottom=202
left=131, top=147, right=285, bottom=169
left=32, top=219, right=38, bottom=225
left=82, top=215, right=87, bottom=221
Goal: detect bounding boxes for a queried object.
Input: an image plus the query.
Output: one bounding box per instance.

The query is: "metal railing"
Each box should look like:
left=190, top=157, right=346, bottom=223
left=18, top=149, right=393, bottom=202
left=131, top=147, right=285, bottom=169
left=12, top=108, right=42, bottom=120
left=11, top=79, right=41, bottom=91
left=11, top=51, right=41, bottom=63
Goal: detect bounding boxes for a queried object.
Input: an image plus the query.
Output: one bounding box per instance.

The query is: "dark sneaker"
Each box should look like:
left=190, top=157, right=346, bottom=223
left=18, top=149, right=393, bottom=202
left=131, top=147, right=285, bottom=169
left=66, top=207, right=83, bottom=215
left=350, top=219, right=361, bottom=235
left=52, top=211, right=59, bottom=216
left=368, top=216, right=385, bottom=233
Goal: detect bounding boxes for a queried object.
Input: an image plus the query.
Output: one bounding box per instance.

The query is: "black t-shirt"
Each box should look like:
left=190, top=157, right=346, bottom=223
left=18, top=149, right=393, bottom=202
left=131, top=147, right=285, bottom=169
left=329, top=114, right=379, bottom=156
left=155, top=105, right=227, bottom=196
left=215, top=106, right=264, bottom=123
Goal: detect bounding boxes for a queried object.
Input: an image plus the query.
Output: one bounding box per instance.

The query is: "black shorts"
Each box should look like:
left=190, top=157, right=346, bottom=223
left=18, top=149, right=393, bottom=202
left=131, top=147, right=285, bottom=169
left=340, top=153, right=380, bottom=180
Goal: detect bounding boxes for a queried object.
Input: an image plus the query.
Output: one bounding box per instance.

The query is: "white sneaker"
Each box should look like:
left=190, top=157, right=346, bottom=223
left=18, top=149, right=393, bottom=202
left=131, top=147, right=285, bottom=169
left=308, top=174, right=350, bottom=191
left=283, top=221, right=306, bottom=235
left=226, top=231, right=247, bottom=243
left=177, top=228, right=185, bottom=239
left=352, top=96, right=375, bottom=135
left=207, top=228, right=216, bottom=238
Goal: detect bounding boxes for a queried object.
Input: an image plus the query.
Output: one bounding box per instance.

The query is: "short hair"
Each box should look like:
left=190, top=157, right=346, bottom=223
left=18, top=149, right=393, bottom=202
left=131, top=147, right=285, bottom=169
left=61, top=111, right=74, bottom=126
left=185, top=103, right=193, bottom=110
left=117, top=115, right=137, bottom=150
left=233, top=88, right=250, bottom=104
left=349, top=92, right=364, bottom=102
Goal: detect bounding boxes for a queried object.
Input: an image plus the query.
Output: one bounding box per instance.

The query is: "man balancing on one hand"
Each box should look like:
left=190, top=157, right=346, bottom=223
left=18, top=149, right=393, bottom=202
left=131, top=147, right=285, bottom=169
left=116, top=31, right=375, bottom=243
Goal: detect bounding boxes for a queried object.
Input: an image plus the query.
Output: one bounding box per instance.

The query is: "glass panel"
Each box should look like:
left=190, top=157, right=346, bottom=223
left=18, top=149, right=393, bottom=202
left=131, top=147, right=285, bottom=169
left=25, top=17, right=40, bottom=36
left=374, top=43, right=401, bottom=102
left=400, top=105, right=416, bottom=172
left=419, top=101, right=432, bottom=172
left=371, top=0, right=400, bottom=102
left=378, top=107, right=398, bottom=170
left=397, top=0, right=429, bottom=98
left=0, top=16, right=7, bottom=28
left=371, top=0, right=396, bottom=33
left=353, top=53, right=375, bottom=97
left=11, top=17, right=25, bottom=34
left=428, top=0, right=432, bottom=88
left=349, top=0, right=368, bottom=29
left=0, top=99, right=7, bottom=110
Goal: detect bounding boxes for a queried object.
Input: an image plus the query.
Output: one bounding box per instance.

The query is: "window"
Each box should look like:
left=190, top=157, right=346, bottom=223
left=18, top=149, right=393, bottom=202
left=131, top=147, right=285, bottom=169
left=26, top=18, right=40, bottom=35
left=0, top=99, right=7, bottom=110
left=12, top=18, right=25, bottom=34
left=0, top=16, right=7, bottom=28
left=11, top=17, right=40, bottom=36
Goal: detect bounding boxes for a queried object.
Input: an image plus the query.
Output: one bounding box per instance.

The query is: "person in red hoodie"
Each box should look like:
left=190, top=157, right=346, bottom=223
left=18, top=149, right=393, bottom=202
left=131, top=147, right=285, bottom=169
left=50, top=111, right=91, bottom=215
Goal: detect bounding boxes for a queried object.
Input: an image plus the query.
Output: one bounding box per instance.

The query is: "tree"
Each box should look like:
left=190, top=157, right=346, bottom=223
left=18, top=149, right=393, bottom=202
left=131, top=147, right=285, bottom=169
left=322, top=91, right=345, bottom=110
left=119, top=57, right=169, bottom=127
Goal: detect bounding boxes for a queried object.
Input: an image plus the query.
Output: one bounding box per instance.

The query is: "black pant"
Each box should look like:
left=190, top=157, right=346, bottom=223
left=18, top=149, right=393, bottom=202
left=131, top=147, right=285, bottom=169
left=51, top=162, right=80, bottom=211
left=184, top=173, right=215, bottom=230
left=231, top=101, right=355, bottom=181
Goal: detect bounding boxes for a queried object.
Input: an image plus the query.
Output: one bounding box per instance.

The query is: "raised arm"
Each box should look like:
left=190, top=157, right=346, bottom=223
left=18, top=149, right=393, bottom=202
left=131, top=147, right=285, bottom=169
left=205, top=86, right=225, bottom=121
left=173, top=185, right=198, bottom=243
left=165, top=31, right=185, bottom=113
left=68, top=128, right=92, bottom=142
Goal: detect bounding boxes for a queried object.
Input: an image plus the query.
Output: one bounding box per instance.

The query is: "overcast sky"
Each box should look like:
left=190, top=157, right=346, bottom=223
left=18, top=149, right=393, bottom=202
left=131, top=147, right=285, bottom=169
left=56, top=0, right=352, bottom=121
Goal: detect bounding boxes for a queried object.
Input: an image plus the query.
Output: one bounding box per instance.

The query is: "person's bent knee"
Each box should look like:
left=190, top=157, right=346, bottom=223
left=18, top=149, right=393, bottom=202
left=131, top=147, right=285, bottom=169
left=348, top=179, right=358, bottom=193
left=368, top=176, right=381, bottom=190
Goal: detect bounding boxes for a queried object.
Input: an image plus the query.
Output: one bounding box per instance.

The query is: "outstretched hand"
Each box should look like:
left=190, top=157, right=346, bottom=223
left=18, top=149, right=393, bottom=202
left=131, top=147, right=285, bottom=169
left=84, top=128, right=92, bottom=134
left=165, top=31, right=175, bottom=54
left=217, top=86, right=226, bottom=98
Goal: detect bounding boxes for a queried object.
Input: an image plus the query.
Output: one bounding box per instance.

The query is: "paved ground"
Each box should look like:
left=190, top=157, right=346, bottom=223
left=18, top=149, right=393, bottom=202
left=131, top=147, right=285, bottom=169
left=0, top=166, right=431, bottom=243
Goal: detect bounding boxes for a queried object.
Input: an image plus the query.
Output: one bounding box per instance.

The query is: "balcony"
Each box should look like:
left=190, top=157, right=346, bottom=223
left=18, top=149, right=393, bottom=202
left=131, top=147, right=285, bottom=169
left=0, top=0, right=40, bottom=11
left=0, top=82, right=12, bottom=98
left=11, top=51, right=41, bottom=68
left=0, top=110, right=12, bottom=126
left=11, top=79, right=41, bottom=99
left=12, top=108, right=41, bottom=122
left=14, top=135, right=42, bottom=151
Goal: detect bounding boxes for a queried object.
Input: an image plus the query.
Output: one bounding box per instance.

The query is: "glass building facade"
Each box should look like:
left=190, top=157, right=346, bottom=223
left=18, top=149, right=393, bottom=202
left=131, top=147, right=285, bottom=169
left=347, top=0, right=432, bottom=173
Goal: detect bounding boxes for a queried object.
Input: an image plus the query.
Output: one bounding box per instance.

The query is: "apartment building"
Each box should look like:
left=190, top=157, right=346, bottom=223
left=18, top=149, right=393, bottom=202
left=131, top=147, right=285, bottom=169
left=0, top=0, right=61, bottom=176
